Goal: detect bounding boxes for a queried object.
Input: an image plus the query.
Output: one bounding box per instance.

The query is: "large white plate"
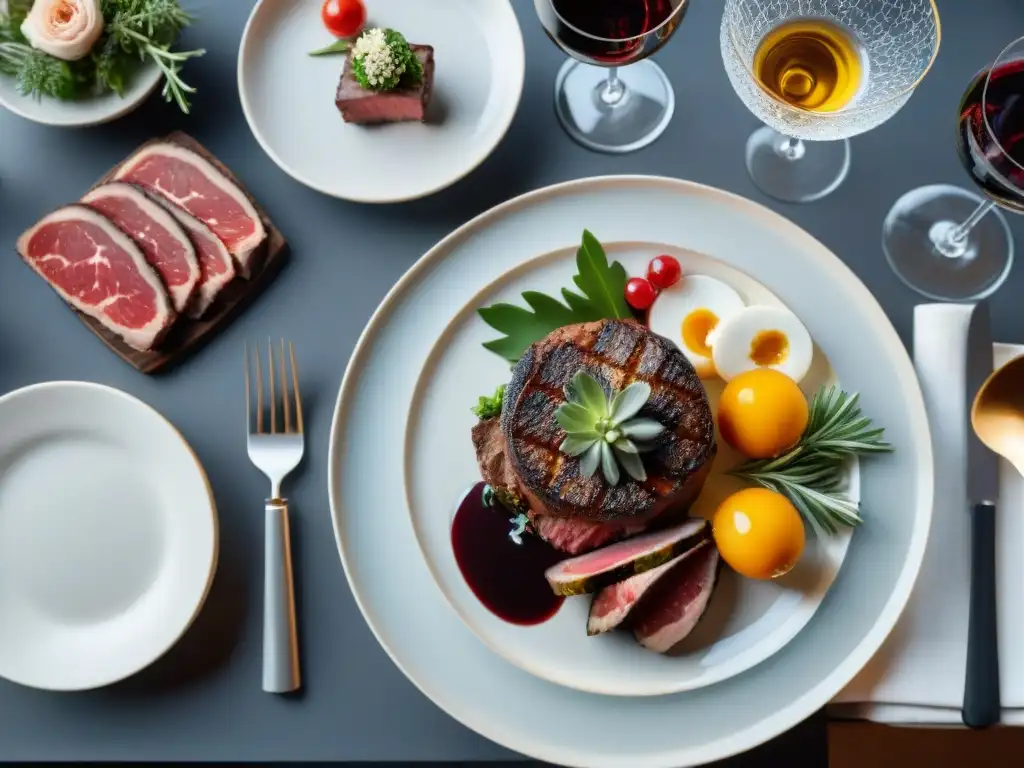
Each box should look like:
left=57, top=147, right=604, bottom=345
left=405, top=240, right=856, bottom=696
left=237, top=0, right=524, bottom=203
left=0, top=382, right=218, bottom=691
left=329, top=177, right=933, bottom=767
left=0, top=63, right=160, bottom=128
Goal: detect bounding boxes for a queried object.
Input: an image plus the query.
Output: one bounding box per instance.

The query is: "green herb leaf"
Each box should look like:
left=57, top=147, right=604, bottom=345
left=729, top=385, right=892, bottom=534
left=308, top=39, right=351, bottom=56
left=471, top=383, right=505, bottom=420
left=566, top=371, right=608, bottom=419
left=478, top=230, right=632, bottom=363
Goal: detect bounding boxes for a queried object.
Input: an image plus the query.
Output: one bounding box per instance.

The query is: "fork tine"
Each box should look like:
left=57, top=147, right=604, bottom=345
left=268, top=337, right=277, bottom=434
left=280, top=339, right=292, bottom=433
left=255, top=340, right=264, bottom=434
left=289, top=341, right=304, bottom=435
left=245, top=342, right=251, bottom=434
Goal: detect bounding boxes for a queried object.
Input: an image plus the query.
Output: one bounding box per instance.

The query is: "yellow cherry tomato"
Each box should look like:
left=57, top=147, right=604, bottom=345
left=712, top=488, right=805, bottom=580
left=717, top=368, right=808, bottom=459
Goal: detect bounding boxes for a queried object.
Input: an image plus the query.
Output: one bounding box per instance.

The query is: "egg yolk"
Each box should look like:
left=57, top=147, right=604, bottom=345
left=712, top=488, right=805, bottom=580
left=750, top=329, right=789, bottom=366
left=717, top=368, right=808, bottom=459
left=681, top=308, right=718, bottom=358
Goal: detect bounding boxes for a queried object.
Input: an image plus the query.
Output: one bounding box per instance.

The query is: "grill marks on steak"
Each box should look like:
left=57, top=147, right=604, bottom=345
left=114, top=142, right=267, bottom=276
left=81, top=182, right=200, bottom=313
left=501, top=319, right=716, bottom=522
left=16, top=205, right=175, bottom=351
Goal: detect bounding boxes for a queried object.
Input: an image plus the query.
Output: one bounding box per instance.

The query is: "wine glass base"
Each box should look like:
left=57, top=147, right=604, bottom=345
left=882, top=184, right=1013, bottom=301
left=745, top=126, right=850, bottom=203
left=553, top=58, right=675, bottom=154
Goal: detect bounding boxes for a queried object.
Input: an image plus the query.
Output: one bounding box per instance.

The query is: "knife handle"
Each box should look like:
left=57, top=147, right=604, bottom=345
left=963, top=501, right=1000, bottom=728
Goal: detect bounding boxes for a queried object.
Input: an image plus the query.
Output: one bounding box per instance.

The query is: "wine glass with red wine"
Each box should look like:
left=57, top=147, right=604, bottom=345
left=535, top=0, right=690, bottom=153
left=883, top=36, right=1024, bottom=300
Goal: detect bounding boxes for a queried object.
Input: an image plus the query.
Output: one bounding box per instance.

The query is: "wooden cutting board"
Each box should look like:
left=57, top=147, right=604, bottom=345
left=56, top=131, right=287, bottom=374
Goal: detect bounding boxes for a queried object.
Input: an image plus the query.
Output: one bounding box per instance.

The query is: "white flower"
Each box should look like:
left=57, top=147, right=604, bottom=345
left=352, top=27, right=406, bottom=88
left=21, top=0, right=104, bottom=62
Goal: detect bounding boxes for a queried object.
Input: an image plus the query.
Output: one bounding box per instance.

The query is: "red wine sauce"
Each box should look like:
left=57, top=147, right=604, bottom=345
left=451, top=483, right=564, bottom=625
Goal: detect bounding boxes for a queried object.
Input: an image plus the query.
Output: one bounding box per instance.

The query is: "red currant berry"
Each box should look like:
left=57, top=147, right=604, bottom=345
left=647, top=255, right=681, bottom=289
left=625, top=278, right=657, bottom=311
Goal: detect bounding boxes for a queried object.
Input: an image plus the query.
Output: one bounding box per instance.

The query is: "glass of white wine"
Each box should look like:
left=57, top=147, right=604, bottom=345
left=721, top=0, right=940, bottom=203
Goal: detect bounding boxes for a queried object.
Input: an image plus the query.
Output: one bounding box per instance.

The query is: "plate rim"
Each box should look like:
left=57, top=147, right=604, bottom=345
left=400, top=239, right=857, bottom=697
left=0, top=64, right=161, bottom=128
left=236, top=0, right=526, bottom=204
left=0, top=380, right=219, bottom=691
left=328, top=175, right=934, bottom=766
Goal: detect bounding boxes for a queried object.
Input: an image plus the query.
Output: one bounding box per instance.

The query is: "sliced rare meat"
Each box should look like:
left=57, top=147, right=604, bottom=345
left=16, top=205, right=175, bottom=351
left=529, top=513, right=649, bottom=556
left=587, top=539, right=711, bottom=636
left=81, top=182, right=200, bottom=313
left=152, top=200, right=237, bottom=318
left=544, top=518, right=709, bottom=597
left=630, top=539, right=721, bottom=653
left=113, top=141, right=266, bottom=276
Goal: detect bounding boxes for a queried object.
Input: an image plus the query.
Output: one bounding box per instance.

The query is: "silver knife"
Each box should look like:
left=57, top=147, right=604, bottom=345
left=962, top=300, right=1000, bottom=728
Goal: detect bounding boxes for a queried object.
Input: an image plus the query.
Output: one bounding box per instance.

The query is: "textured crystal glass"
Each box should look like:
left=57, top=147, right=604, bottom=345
left=721, top=0, right=940, bottom=202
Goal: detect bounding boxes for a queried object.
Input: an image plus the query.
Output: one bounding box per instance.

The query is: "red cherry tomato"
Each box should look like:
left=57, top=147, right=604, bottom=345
left=625, top=278, right=657, bottom=311
left=647, top=255, right=681, bottom=289
left=322, top=0, right=366, bottom=38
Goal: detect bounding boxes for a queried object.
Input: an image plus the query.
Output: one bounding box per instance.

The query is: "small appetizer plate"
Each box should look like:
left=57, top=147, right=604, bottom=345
left=0, top=382, right=218, bottom=690
left=237, top=0, right=525, bottom=203
left=404, top=242, right=854, bottom=697
left=329, top=177, right=933, bottom=768
left=0, top=62, right=161, bottom=127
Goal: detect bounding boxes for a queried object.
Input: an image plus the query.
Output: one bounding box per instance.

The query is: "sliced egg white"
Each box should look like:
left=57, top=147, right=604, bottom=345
left=710, top=305, right=813, bottom=383
left=648, top=275, right=745, bottom=378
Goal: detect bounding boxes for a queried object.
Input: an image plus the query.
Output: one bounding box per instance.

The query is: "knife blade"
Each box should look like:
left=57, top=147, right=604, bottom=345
left=966, top=301, right=998, bottom=505
left=962, top=300, right=1000, bottom=729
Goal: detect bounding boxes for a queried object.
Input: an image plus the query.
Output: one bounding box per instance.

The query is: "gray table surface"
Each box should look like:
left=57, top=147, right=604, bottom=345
left=0, top=0, right=1019, bottom=763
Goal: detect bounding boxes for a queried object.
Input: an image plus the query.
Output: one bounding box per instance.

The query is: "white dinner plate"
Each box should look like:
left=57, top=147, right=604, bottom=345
left=329, top=176, right=933, bottom=767
left=0, top=382, right=218, bottom=691
left=405, top=240, right=855, bottom=696
left=0, top=63, right=160, bottom=127
left=237, top=0, right=525, bottom=203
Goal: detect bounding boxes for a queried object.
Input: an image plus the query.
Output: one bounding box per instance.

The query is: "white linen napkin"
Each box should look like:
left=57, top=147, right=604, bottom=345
left=830, top=304, right=1024, bottom=725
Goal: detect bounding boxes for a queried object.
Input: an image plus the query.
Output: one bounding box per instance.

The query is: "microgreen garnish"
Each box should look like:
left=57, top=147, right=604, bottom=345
left=471, top=384, right=505, bottom=421
left=308, top=39, right=350, bottom=56
left=729, top=386, right=892, bottom=535
left=351, top=27, right=421, bottom=91
left=555, top=371, right=665, bottom=486
left=478, top=230, right=632, bottom=363
left=508, top=513, right=530, bottom=545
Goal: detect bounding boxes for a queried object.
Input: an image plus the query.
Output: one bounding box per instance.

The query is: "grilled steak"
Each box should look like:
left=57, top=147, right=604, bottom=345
left=335, top=45, right=435, bottom=124
left=501, top=319, right=716, bottom=523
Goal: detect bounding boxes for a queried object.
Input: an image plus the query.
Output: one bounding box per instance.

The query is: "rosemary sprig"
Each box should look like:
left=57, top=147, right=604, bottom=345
left=729, top=386, right=892, bottom=536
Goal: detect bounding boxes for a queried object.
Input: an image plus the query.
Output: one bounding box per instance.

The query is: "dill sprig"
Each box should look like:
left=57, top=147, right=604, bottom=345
left=729, top=386, right=892, bottom=536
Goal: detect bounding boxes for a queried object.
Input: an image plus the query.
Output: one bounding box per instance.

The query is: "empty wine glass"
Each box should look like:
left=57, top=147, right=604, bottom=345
left=721, top=0, right=940, bottom=203
left=535, top=0, right=690, bottom=154
left=883, top=36, right=1024, bottom=301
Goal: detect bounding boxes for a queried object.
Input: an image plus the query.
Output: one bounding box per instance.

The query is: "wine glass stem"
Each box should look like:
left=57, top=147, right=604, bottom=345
left=775, top=135, right=806, bottom=161
left=600, top=66, right=626, bottom=106
left=931, top=200, right=997, bottom=259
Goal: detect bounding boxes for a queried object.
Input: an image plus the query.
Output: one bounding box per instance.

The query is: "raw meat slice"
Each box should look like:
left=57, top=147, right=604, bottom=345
left=16, top=205, right=175, bottom=351
left=152, top=199, right=236, bottom=318
left=587, top=539, right=711, bottom=636
left=81, top=182, right=200, bottom=313
left=113, top=141, right=266, bottom=276
left=631, top=540, right=721, bottom=653
left=544, top=519, right=708, bottom=597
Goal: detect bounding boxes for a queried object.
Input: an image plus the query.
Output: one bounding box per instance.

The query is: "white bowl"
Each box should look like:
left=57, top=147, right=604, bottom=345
left=0, top=61, right=161, bottom=127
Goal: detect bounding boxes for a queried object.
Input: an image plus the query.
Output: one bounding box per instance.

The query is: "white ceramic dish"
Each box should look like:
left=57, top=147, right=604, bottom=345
left=0, top=382, right=218, bottom=691
left=0, top=63, right=161, bottom=127
left=237, top=0, right=525, bottom=203
left=329, top=176, right=933, bottom=768
left=405, top=240, right=855, bottom=696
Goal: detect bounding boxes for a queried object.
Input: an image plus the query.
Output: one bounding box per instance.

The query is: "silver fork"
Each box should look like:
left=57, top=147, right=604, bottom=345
left=246, top=340, right=304, bottom=694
